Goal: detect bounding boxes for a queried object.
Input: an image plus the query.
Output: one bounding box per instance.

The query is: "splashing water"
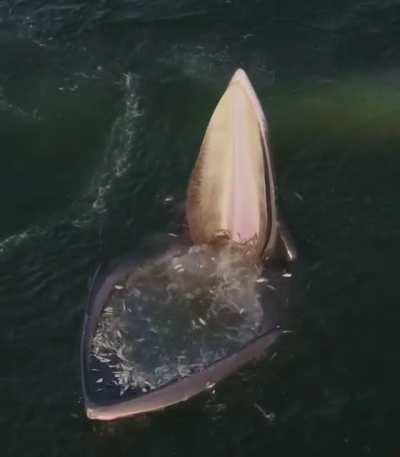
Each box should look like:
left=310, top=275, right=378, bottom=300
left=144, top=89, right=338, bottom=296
left=91, top=72, right=143, bottom=215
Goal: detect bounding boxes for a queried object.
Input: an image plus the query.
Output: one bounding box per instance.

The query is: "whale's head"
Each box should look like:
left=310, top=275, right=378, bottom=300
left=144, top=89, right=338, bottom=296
left=186, top=69, right=279, bottom=261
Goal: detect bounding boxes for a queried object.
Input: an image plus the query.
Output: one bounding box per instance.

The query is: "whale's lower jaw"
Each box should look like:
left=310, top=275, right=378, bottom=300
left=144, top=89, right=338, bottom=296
left=84, top=329, right=281, bottom=421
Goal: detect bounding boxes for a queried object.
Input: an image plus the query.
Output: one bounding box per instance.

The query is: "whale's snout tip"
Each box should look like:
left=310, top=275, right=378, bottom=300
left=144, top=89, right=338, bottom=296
left=231, top=68, right=250, bottom=84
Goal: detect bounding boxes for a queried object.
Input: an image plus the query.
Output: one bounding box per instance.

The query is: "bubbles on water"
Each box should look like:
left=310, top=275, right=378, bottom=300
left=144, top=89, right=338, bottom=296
left=91, top=72, right=143, bottom=215
left=92, top=243, right=266, bottom=395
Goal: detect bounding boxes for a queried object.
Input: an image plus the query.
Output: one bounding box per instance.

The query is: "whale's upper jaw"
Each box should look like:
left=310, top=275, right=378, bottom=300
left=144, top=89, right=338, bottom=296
left=186, top=68, right=281, bottom=260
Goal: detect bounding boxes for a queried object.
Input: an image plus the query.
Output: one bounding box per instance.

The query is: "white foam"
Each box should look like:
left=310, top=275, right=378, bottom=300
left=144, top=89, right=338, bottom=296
left=91, top=73, right=143, bottom=215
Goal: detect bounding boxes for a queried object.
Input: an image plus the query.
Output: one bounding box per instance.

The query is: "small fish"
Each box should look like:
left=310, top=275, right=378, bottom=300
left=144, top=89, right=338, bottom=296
left=114, top=284, right=124, bottom=290
left=254, top=403, right=276, bottom=422
left=120, top=385, right=129, bottom=396
left=282, top=272, right=292, bottom=278
left=96, top=378, right=103, bottom=384
left=198, top=317, right=206, bottom=326
left=168, top=233, right=178, bottom=238
left=294, top=192, right=304, bottom=202
left=256, top=277, right=268, bottom=283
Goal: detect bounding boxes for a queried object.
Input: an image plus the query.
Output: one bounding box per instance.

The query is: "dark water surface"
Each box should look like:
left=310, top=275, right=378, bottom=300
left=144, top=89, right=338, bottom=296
left=1, top=1, right=400, bottom=456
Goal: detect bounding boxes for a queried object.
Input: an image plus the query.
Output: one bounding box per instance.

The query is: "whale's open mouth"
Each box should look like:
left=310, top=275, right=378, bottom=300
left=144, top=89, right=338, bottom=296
left=81, top=69, right=296, bottom=421
left=82, top=244, right=286, bottom=421
left=91, top=246, right=265, bottom=396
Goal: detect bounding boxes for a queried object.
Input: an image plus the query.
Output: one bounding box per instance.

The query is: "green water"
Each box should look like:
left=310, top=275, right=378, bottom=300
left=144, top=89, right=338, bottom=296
left=1, top=1, right=400, bottom=456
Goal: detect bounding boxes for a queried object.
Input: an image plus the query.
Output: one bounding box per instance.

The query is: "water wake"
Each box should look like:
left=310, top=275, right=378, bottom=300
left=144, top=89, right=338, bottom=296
left=90, top=72, right=143, bottom=216
left=0, top=72, right=142, bottom=257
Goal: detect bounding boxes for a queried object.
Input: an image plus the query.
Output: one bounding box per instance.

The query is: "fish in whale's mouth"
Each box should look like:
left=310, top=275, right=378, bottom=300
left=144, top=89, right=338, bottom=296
left=91, top=243, right=270, bottom=396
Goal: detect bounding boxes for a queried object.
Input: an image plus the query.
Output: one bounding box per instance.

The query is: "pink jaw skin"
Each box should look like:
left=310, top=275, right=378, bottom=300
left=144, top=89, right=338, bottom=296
left=186, top=68, right=278, bottom=259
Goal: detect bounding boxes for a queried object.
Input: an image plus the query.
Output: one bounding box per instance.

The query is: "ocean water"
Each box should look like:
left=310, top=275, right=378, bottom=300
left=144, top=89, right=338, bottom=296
left=1, top=1, right=400, bottom=456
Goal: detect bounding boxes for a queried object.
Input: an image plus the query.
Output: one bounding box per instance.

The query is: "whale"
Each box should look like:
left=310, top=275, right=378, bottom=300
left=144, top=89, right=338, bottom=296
left=81, top=68, right=297, bottom=421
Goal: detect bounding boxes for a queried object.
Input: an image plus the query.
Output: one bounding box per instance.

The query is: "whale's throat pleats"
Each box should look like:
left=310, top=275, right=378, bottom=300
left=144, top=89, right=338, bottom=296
left=187, top=70, right=274, bottom=258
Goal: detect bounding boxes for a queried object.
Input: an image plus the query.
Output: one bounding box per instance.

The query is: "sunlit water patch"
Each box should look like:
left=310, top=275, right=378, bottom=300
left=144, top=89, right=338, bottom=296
left=91, top=244, right=269, bottom=395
